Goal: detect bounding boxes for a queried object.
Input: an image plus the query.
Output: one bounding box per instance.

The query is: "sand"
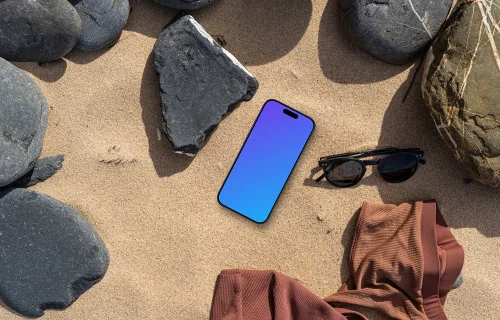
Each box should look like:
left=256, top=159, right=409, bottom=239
left=3, top=0, right=499, bottom=319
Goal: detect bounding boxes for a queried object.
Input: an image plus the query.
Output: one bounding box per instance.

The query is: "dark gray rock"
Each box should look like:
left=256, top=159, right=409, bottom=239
left=7, top=155, right=64, bottom=188
left=422, top=0, right=500, bottom=187
left=153, top=15, right=259, bottom=156
left=0, top=0, right=82, bottom=62
left=69, top=0, right=130, bottom=51
left=0, top=188, right=110, bottom=318
left=0, top=58, right=48, bottom=187
left=341, top=0, right=453, bottom=64
left=154, top=0, right=215, bottom=10
left=452, top=272, right=463, bottom=290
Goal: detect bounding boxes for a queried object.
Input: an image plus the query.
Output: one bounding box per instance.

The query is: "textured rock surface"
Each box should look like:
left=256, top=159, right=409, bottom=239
left=70, top=0, right=130, bottom=51
left=7, top=155, right=64, bottom=188
left=341, top=0, right=453, bottom=64
left=0, top=0, right=82, bottom=62
left=0, top=58, right=48, bottom=187
left=0, top=188, right=110, bottom=318
left=154, top=0, right=215, bottom=10
left=422, top=0, right=500, bottom=187
left=153, top=15, right=259, bottom=156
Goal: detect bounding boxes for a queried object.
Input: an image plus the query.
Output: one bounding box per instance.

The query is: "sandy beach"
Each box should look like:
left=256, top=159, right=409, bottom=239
left=2, top=0, right=499, bottom=319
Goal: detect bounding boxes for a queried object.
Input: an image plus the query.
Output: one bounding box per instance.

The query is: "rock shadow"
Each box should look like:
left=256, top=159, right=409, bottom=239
left=318, top=0, right=408, bottom=84
left=376, top=64, right=500, bottom=237
left=13, top=60, right=67, bottom=83
left=140, top=53, right=193, bottom=177
left=194, top=0, right=313, bottom=66
left=126, top=0, right=176, bottom=39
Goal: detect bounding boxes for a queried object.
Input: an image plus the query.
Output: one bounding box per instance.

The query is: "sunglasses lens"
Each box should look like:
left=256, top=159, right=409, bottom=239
left=326, top=160, right=364, bottom=187
left=378, top=153, right=418, bottom=183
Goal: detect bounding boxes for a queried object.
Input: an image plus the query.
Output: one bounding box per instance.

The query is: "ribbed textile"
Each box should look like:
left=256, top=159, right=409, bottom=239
left=210, top=200, right=464, bottom=320
left=325, top=200, right=464, bottom=320
left=210, top=269, right=368, bottom=320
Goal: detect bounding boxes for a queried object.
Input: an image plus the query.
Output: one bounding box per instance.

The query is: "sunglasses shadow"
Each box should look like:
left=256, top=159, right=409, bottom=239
left=303, top=166, right=379, bottom=190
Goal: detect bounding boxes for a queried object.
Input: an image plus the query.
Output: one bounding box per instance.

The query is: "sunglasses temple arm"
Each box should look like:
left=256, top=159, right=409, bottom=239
left=315, top=173, right=326, bottom=183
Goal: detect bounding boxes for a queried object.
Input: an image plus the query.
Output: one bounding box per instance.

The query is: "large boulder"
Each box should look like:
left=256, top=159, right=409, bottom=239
left=154, top=0, right=215, bottom=10
left=153, top=15, right=259, bottom=156
left=0, top=58, right=48, bottom=187
left=0, top=188, right=110, bottom=318
left=422, top=0, right=500, bottom=186
left=0, top=0, right=82, bottom=62
left=69, top=0, right=130, bottom=51
left=341, top=0, right=453, bottom=64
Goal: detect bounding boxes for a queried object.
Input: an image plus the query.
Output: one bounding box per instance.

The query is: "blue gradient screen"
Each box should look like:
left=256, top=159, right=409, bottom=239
left=218, top=100, right=314, bottom=223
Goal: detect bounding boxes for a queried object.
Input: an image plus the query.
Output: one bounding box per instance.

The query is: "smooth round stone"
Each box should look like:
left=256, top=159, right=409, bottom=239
left=0, top=58, right=48, bottom=187
left=341, top=0, right=453, bottom=64
left=154, top=0, right=216, bottom=10
left=70, top=0, right=130, bottom=51
left=422, top=0, right=500, bottom=186
left=0, top=0, right=82, bottom=62
left=0, top=188, right=110, bottom=318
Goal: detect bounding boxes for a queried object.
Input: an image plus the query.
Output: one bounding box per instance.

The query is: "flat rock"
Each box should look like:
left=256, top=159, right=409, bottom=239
left=422, top=0, right=500, bottom=187
left=154, top=0, right=215, bottom=10
left=153, top=15, right=259, bottom=156
left=0, top=188, right=110, bottom=318
left=341, top=0, right=453, bottom=64
left=7, top=155, right=64, bottom=188
left=69, top=0, right=130, bottom=51
left=0, top=0, right=82, bottom=62
left=0, top=58, right=48, bottom=187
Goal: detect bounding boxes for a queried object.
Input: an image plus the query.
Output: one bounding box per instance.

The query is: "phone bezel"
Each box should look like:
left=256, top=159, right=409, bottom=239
left=217, top=99, right=316, bottom=224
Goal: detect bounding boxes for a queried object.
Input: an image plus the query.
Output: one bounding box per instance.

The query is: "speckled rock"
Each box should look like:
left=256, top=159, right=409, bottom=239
left=7, top=155, right=64, bottom=188
left=154, top=0, right=215, bottom=10
left=422, top=0, right=500, bottom=186
left=0, top=188, right=110, bottom=318
left=341, top=0, right=453, bottom=64
left=153, top=15, right=259, bottom=156
left=0, top=0, right=82, bottom=62
left=0, top=58, right=48, bottom=187
left=69, top=0, right=130, bottom=51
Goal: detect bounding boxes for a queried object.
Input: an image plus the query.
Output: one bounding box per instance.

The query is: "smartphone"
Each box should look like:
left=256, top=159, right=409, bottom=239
left=218, top=100, right=315, bottom=223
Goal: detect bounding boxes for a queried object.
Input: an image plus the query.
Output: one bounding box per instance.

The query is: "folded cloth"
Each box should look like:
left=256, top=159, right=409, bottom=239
left=210, top=200, right=464, bottom=320
left=210, top=269, right=368, bottom=320
left=325, top=200, right=464, bottom=320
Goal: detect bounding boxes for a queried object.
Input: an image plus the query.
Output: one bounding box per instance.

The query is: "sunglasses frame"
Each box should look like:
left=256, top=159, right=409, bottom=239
left=316, top=148, right=426, bottom=188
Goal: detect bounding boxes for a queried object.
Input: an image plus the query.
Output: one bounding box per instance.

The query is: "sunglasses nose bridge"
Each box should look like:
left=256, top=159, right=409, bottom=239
left=364, top=160, right=380, bottom=166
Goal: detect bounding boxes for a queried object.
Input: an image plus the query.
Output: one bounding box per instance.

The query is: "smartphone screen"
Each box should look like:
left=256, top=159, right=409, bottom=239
left=218, top=100, right=314, bottom=223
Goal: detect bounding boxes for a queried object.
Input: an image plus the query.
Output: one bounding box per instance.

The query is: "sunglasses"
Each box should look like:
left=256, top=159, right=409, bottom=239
left=316, top=148, right=426, bottom=188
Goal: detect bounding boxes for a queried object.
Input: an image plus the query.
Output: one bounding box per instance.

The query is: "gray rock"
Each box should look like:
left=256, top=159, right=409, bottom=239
left=153, top=15, right=259, bottom=156
left=422, top=0, right=500, bottom=187
left=452, top=273, right=463, bottom=290
left=7, top=155, right=64, bottom=188
left=0, top=188, right=110, bottom=318
left=69, top=0, right=130, bottom=51
left=0, top=0, right=82, bottom=62
left=341, top=0, right=453, bottom=64
left=0, top=58, right=48, bottom=187
left=154, top=0, right=215, bottom=10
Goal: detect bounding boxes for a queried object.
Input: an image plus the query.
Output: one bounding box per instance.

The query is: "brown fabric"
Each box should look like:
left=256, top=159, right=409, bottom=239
left=210, top=269, right=368, bottom=320
left=420, top=201, right=464, bottom=320
left=210, top=200, right=464, bottom=320
left=325, top=200, right=464, bottom=320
